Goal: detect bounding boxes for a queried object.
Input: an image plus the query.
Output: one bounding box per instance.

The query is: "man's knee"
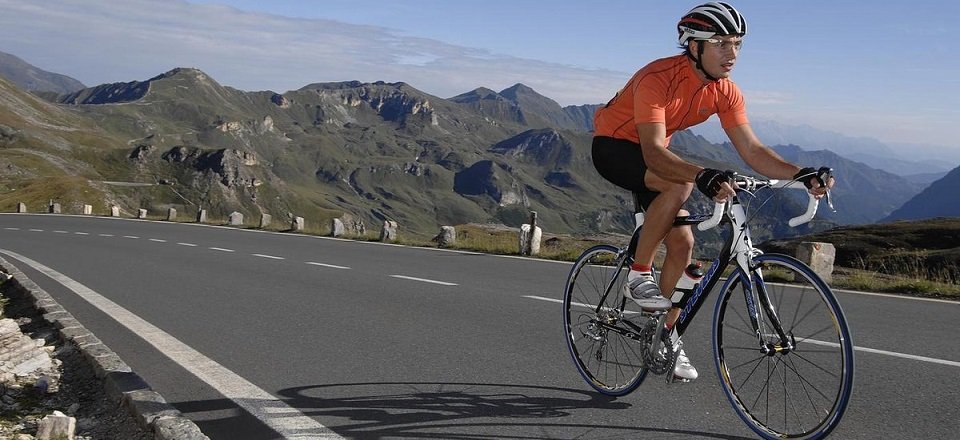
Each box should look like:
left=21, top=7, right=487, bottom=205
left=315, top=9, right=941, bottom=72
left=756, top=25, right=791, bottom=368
left=665, top=226, right=695, bottom=255
left=656, top=181, right=694, bottom=205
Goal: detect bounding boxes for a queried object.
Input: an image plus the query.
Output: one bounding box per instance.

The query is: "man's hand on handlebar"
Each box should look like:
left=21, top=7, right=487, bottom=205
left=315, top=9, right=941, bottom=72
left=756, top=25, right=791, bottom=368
left=696, top=168, right=738, bottom=202
left=794, top=167, right=834, bottom=199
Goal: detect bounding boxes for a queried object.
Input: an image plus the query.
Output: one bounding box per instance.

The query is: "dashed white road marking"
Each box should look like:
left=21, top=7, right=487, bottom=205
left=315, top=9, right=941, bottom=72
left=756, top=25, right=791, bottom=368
left=524, top=295, right=960, bottom=368
left=252, top=253, right=284, bottom=260
left=3, top=227, right=19, bottom=231
left=123, top=235, right=139, bottom=239
left=389, top=275, right=457, bottom=286
left=74, top=232, right=89, bottom=235
left=524, top=295, right=561, bottom=304
left=209, top=247, right=234, bottom=252
left=0, top=249, right=344, bottom=439
left=177, top=242, right=198, bottom=247
left=28, top=229, right=43, bottom=232
left=54, top=230, right=68, bottom=234
left=306, top=262, right=351, bottom=269
left=99, top=234, right=114, bottom=237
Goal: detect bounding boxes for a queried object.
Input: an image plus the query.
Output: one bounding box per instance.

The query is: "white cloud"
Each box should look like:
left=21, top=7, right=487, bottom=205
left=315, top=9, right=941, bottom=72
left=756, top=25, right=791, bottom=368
left=743, top=90, right=793, bottom=106
left=0, top=0, right=626, bottom=105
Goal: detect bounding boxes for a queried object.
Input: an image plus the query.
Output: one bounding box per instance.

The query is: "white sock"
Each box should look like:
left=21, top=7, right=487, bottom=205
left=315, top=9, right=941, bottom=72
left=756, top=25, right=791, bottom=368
left=627, top=269, right=654, bottom=283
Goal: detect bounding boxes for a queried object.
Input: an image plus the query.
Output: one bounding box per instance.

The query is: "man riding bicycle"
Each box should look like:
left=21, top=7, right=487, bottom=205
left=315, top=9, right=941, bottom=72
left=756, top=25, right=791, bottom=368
left=591, top=2, right=834, bottom=381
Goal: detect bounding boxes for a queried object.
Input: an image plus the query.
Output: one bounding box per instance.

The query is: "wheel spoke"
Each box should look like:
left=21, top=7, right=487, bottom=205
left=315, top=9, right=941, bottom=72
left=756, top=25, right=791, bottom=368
left=714, top=255, right=853, bottom=439
left=564, top=245, right=648, bottom=395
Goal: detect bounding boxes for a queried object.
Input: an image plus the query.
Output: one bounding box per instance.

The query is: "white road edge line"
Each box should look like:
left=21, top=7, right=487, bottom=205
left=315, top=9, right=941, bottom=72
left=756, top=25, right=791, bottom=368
left=389, top=275, right=458, bottom=286
left=522, top=295, right=960, bottom=368
left=0, top=249, right=343, bottom=439
left=306, top=262, right=351, bottom=270
left=799, top=338, right=960, bottom=368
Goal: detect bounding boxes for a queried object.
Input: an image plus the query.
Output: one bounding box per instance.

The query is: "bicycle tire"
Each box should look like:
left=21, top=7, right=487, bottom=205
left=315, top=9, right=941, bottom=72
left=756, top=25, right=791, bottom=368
left=713, top=254, right=854, bottom=439
left=563, top=244, right=648, bottom=396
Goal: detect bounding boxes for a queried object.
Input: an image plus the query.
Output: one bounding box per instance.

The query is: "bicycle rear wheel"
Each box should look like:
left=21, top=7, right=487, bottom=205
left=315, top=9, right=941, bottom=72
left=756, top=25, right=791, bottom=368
left=713, top=254, right=854, bottom=439
left=563, top=245, right=648, bottom=396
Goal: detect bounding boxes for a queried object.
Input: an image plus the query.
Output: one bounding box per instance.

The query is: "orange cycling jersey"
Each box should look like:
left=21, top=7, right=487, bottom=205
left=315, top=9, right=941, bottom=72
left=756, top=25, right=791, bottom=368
left=594, top=54, right=748, bottom=147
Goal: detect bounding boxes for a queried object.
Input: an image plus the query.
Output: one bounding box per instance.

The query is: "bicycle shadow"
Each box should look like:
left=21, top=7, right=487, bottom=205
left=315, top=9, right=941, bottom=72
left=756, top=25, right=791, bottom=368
left=256, top=381, right=754, bottom=439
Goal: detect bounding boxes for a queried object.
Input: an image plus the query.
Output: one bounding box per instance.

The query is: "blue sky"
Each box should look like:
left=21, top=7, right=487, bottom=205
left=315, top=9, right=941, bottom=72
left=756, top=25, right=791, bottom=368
left=0, top=0, right=955, bottom=150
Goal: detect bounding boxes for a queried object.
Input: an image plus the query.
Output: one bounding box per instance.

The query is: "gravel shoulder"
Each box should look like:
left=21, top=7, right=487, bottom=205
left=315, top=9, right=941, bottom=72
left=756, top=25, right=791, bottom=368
left=0, top=258, right=207, bottom=439
left=0, top=275, right=153, bottom=439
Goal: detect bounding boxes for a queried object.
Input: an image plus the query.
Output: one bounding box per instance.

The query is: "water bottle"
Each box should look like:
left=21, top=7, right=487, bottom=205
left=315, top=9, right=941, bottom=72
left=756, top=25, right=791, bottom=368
left=671, top=262, right=705, bottom=307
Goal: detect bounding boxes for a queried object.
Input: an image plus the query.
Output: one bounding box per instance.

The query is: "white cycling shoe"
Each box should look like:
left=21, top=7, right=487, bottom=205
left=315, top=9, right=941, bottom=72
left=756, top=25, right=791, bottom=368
left=623, top=277, right=672, bottom=310
left=673, top=349, right=699, bottom=381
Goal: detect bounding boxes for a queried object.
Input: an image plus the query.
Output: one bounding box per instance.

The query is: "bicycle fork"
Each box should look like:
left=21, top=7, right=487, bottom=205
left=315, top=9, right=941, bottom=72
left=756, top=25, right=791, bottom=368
left=742, top=268, right=795, bottom=355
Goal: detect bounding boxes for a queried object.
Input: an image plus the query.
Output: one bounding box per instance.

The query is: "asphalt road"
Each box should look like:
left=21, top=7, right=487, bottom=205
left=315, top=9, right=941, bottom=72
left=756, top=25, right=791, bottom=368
left=1, top=214, right=958, bottom=439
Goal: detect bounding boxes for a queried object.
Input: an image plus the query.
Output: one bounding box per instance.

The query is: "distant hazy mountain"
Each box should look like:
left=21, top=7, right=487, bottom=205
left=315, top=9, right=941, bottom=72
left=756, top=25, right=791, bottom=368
left=771, top=145, right=926, bottom=224
left=691, top=117, right=959, bottom=176
left=883, top=165, right=960, bottom=221
left=0, top=50, right=85, bottom=95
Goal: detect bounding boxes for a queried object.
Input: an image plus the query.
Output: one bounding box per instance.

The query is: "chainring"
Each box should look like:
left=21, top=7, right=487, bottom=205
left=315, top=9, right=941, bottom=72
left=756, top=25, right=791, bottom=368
left=638, top=317, right=675, bottom=375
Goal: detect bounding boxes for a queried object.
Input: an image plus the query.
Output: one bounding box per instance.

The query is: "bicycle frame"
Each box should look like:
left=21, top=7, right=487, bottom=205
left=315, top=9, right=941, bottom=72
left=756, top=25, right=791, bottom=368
left=599, top=177, right=820, bottom=354
left=670, top=195, right=780, bottom=349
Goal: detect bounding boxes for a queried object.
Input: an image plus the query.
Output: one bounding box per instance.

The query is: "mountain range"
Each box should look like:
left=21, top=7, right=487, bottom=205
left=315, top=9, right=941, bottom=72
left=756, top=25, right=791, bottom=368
left=0, top=50, right=956, bottom=242
left=691, top=117, right=959, bottom=180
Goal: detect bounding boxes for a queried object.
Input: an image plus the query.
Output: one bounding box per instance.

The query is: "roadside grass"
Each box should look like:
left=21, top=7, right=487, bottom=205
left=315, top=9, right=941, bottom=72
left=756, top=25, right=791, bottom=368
left=832, top=267, right=960, bottom=298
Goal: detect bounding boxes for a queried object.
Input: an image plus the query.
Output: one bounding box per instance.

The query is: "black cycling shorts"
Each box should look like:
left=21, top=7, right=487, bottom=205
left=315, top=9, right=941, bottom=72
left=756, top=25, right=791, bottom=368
left=592, top=136, right=660, bottom=211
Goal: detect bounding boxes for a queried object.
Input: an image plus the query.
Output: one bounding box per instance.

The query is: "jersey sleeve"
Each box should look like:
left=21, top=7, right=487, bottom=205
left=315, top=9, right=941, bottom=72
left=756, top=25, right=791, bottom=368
left=717, top=81, right=749, bottom=129
left=633, top=74, right=669, bottom=125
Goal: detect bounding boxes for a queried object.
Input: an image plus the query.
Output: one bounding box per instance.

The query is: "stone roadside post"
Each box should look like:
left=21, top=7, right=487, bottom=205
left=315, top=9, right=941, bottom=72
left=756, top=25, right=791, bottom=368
left=796, top=241, right=836, bottom=283
left=291, top=216, right=304, bottom=232
left=437, top=226, right=456, bottom=247
left=519, top=211, right=542, bottom=256
left=380, top=221, right=398, bottom=242
left=331, top=218, right=345, bottom=237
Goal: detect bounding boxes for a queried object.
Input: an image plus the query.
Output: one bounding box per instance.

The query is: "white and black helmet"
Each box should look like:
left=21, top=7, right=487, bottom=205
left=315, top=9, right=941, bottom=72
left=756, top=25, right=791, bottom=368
left=677, top=2, right=747, bottom=46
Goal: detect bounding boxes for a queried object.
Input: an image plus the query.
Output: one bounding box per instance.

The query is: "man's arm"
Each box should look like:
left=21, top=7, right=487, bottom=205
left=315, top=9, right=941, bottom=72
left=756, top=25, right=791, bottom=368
left=726, top=123, right=833, bottom=195
left=724, top=123, right=802, bottom=179
left=636, top=122, right=701, bottom=183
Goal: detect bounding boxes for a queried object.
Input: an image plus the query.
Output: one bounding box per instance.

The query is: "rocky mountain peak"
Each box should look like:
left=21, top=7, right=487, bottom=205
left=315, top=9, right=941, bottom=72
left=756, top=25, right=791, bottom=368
left=448, top=87, right=505, bottom=104
left=300, top=80, right=436, bottom=124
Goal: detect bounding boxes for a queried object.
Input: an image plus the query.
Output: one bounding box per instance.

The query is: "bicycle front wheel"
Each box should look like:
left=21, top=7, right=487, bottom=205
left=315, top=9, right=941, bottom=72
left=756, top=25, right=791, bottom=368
left=563, top=245, right=648, bottom=396
left=713, top=254, right=854, bottom=439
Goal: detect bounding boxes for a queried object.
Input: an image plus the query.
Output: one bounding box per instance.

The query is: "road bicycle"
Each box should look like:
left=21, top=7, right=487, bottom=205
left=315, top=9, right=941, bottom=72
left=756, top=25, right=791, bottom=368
left=562, top=173, right=854, bottom=439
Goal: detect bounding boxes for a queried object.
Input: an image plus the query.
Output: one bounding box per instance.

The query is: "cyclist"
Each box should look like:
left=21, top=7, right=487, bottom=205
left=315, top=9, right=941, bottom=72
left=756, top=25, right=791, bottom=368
left=591, top=2, right=833, bottom=381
